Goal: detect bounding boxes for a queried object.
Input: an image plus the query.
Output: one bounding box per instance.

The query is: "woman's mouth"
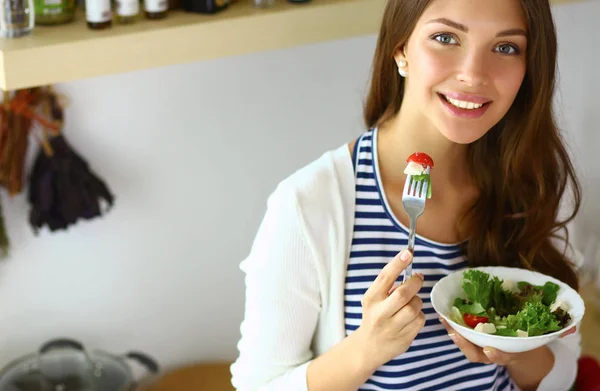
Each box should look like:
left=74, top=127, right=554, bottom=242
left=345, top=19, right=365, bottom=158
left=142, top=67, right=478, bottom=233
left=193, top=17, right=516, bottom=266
left=437, top=93, right=492, bottom=119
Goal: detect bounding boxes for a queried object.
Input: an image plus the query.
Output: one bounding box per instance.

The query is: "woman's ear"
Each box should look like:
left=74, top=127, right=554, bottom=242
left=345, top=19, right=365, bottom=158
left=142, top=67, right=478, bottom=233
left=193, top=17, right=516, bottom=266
left=394, top=46, right=408, bottom=78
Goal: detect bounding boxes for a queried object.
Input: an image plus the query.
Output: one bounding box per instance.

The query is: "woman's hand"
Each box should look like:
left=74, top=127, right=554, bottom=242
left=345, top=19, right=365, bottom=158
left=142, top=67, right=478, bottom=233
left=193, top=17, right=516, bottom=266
left=440, top=318, right=577, bottom=390
left=306, top=250, right=426, bottom=391
left=439, top=317, right=576, bottom=366
left=354, top=250, right=427, bottom=369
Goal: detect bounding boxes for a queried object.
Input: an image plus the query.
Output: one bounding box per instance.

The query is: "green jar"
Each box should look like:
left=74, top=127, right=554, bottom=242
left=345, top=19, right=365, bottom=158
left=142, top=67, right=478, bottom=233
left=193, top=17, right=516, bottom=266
left=34, top=0, right=76, bottom=25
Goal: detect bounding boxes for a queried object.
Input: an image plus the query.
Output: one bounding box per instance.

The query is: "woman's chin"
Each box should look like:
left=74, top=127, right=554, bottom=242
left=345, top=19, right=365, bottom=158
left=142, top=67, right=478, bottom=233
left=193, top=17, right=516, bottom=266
left=438, top=127, right=491, bottom=145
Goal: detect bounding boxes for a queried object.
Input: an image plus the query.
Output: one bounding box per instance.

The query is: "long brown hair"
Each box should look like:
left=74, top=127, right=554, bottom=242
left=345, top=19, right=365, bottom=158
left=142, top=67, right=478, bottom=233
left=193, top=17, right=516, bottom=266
left=364, top=0, right=582, bottom=290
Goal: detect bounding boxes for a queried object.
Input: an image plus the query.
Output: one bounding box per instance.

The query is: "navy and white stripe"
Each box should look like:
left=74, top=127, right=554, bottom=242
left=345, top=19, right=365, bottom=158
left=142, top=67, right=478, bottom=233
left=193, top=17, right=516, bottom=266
left=344, top=129, right=515, bottom=391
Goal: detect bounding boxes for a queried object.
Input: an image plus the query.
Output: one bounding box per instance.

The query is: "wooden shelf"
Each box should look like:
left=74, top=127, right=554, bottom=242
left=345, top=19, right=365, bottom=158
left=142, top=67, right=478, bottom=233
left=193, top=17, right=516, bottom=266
left=0, top=0, right=387, bottom=90
left=0, top=0, right=585, bottom=91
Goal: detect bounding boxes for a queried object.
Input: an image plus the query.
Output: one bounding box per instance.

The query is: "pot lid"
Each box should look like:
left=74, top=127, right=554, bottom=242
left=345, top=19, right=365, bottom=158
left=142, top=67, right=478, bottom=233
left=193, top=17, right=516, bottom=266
left=0, top=339, right=159, bottom=391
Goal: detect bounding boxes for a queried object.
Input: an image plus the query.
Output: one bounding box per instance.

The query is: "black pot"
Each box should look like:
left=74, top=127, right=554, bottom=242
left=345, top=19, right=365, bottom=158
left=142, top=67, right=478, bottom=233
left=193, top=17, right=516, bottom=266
left=0, top=338, right=160, bottom=391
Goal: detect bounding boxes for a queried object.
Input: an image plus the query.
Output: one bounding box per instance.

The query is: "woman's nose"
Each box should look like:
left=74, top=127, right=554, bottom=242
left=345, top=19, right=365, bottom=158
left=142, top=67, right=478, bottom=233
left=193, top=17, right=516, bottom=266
left=456, top=51, right=489, bottom=88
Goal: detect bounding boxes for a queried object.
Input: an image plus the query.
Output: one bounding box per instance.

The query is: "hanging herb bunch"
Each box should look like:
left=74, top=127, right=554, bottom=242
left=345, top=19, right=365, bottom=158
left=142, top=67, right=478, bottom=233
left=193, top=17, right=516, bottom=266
left=27, top=86, right=115, bottom=234
left=0, top=88, right=44, bottom=256
left=0, top=86, right=115, bottom=256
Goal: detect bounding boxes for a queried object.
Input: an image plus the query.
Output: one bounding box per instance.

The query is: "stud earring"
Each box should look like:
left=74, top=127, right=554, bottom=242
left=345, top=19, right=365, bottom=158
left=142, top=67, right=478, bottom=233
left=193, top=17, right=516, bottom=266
left=398, top=59, right=408, bottom=77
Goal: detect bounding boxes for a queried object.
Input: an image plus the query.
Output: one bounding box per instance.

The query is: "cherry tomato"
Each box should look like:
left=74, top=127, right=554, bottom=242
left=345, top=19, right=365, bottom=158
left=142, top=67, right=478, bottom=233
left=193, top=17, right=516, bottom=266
left=463, top=313, right=489, bottom=328
left=407, top=152, right=434, bottom=169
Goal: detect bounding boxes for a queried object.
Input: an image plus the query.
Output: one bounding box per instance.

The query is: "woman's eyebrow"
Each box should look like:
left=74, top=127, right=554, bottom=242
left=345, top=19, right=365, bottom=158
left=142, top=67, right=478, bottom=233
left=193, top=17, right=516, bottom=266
left=427, top=18, right=468, bottom=32
left=426, top=18, right=527, bottom=37
left=496, top=28, right=527, bottom=37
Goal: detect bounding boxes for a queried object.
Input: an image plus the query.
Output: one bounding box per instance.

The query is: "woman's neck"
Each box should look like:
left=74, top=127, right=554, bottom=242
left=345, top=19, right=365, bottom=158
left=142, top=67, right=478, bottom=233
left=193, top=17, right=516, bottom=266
left=376, top=107, right=472, bottom=191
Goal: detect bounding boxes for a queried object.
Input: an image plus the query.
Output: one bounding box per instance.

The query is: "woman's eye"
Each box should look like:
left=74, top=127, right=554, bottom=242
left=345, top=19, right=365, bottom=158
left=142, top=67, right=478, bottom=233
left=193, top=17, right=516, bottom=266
left=433, top=33, right=457, bottom=45
left=495, top=44, right=519, bottom=55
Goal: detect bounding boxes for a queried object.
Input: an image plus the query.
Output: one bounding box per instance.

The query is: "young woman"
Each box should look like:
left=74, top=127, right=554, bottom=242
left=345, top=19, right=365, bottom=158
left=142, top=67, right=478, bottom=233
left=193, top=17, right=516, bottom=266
left=230, top=0, right=583, bottom=390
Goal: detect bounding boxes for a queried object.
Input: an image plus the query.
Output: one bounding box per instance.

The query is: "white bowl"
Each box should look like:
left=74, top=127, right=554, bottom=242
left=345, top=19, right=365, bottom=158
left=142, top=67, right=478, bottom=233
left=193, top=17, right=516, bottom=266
left=430, top=266, right=585, bottom=353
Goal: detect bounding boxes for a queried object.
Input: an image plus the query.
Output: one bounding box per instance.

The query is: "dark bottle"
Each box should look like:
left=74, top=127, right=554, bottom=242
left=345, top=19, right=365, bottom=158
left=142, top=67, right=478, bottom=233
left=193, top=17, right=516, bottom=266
left=182, top=0, right=228, bottom=13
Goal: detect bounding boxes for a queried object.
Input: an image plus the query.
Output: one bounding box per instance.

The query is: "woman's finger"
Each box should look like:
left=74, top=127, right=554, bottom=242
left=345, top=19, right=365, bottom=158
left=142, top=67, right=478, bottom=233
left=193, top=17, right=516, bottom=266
left=381, top=274, right=424, bottom=317
left=402, top=311, right=427, bottom=337
left=449, top=332, right=491, bottom=363
left=560, top=326, right=576, bottom=338
left=481, top=347, right=514, bottom=367
left=363, top=250, right=413, bottom=305
left=390, top=295, right=423, bottom=328
left=440, top=318, right=490, bottom=364
left=440, top=319, right=519, bottom=366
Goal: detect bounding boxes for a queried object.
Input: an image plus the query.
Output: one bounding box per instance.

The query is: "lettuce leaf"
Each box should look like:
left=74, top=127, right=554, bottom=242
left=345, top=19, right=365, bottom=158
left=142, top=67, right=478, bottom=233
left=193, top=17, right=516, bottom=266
left=512, top=301, right=562, bottom=336
left=517, top=281, right=560, bottom=307
left=462, top=270, right=493, bottom=309
left=552, top=308, right=572, bottom=328
left=410, top=173, right=432, bottom=199
left=493, top=314, right=519, bottom=329
left=452, top=269, right=568, bottom=337
left=453, top=297, right=486, bottom=316
left=490, top=276, right=521, bottom=317
left=540, top=282, right=560, bottom=306
left=494, top=328, right=518, bottom=337
left=449, top=306, right=467, bottom=326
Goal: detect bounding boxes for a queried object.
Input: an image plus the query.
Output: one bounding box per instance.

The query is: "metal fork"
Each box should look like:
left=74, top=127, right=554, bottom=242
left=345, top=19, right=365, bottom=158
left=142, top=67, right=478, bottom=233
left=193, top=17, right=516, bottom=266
left=401, top=167, right=430, bottom=283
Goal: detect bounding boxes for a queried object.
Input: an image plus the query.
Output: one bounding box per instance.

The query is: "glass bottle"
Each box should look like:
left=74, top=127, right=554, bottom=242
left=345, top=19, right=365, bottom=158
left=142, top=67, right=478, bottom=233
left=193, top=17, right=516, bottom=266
left=0, top=0, right=34, bottom=38
left=116, top=0, right=138, bottom=23
left=251, top=0, right=273, bottom=7
left=34, top=0, right=75, bottom=25
left=144, top=0, right=166, bottom=19
left=85, top=0, right=112, bottom=29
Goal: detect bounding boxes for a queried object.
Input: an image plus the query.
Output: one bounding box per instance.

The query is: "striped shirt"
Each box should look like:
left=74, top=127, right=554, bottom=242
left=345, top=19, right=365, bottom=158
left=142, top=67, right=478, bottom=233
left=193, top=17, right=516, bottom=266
left=344, top=129, right=515, bottom=391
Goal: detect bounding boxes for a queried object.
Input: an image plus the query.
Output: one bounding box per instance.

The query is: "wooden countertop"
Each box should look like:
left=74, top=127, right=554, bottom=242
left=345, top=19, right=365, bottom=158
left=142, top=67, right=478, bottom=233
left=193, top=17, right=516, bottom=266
left=141, top=362, right=234, bottom=391
left=579, top=282, right=600, bottom=359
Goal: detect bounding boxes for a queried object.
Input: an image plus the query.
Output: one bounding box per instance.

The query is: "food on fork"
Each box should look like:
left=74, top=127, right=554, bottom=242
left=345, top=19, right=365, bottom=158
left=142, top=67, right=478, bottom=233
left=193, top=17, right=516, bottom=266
left=448, top=270, right=573, bottom=337
left=404, top=152, right=434, bottom=175
left=403, top=152, right=434, bottom=198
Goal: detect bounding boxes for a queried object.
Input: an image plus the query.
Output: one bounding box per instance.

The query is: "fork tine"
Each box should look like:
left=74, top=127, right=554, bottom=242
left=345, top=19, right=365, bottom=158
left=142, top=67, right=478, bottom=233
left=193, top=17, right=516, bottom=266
left=404, top=170, right=432, bottom=199
left=420, top=178, right=429, bottom=199
left=404, top=174, right=413, bottom=196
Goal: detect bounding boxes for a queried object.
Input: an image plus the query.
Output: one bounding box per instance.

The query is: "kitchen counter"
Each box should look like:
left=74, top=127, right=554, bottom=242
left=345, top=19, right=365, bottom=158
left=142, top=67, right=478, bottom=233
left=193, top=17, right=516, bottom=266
left=141, top=362, right=234, bottom=391
left=579, top=282, right=600, bottom=359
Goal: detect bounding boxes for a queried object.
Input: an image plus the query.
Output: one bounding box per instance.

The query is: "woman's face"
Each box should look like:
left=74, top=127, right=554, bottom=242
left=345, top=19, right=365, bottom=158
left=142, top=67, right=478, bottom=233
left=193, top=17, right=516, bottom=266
left=396, top=0, right=528, bottom=144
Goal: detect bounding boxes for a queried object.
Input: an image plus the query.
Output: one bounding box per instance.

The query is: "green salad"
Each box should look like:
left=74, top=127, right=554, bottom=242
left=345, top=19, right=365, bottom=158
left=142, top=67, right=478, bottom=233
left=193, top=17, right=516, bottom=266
left=448, top=270, right=572, bottom=337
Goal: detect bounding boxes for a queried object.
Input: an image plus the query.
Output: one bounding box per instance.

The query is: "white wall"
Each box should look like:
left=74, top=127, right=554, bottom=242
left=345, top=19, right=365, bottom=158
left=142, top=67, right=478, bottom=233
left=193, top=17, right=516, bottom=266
left=553, top=0, right=600, bottom=276
left=0, top=0, right=598, bottom=374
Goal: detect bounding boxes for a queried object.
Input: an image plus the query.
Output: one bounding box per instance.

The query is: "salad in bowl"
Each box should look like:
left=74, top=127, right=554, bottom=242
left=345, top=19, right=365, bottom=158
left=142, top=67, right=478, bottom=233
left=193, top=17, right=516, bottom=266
left=431, top=266, right=585, bottom=353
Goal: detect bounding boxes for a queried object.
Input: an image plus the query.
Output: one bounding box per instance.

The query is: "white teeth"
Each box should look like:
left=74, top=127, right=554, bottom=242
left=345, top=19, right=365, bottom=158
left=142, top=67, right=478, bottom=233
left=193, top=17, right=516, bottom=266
left=444, top=95, right=484, bottom=110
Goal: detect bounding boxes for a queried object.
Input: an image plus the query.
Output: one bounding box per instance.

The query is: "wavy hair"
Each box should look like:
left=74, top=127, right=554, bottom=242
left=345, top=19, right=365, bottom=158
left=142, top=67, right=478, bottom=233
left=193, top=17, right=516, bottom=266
left=363, top=0, right=582, bottom=290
